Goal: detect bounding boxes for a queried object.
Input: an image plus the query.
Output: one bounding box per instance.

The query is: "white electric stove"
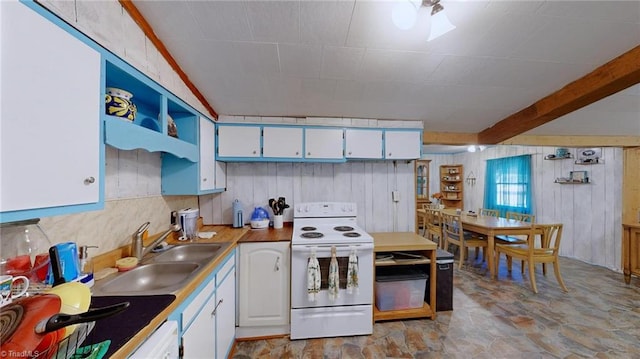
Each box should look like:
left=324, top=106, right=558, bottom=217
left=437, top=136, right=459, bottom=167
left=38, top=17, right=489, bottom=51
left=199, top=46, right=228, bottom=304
left=290, top=202, right=374, bottom=340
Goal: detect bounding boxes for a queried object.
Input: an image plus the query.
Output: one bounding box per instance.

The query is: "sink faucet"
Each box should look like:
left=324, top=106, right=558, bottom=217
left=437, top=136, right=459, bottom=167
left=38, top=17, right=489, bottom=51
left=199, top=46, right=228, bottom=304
left=132, top=222, right=181, bottom=261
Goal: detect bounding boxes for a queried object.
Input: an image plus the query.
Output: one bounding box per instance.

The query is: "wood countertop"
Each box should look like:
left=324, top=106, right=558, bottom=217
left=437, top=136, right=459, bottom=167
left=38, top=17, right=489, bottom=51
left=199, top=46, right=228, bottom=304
left=371, top=232, right=437, bottom=252
left=95, top=224, right=249, bottom=358
left=238, top=222, right=293, bottom=243
left=94, top=222, right=290, bottom=357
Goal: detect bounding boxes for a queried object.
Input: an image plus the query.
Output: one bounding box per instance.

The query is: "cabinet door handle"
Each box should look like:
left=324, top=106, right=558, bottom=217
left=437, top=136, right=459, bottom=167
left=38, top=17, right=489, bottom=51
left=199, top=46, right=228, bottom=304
left=211, top=298, right=223, bottom=316
left=275, top=256, right=280, bottom=271
left=203, top=178, right=207, bottom=182
left=252, top=150, right=257, bottom=154
left=84, top=176, right=95, bottom=185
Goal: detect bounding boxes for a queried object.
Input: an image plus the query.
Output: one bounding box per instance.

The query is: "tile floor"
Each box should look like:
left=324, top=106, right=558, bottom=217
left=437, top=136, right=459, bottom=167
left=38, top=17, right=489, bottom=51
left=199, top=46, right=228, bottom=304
left=231, top=254, right=640, bottom=358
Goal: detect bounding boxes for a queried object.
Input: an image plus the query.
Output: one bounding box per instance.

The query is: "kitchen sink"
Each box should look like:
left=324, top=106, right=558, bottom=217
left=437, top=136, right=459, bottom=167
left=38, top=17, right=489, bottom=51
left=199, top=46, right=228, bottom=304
left=151, top=243, right=229, bottom=265
left=93, top=242, right=232, bottom=296
left=95, top=262, right=200, bottom=295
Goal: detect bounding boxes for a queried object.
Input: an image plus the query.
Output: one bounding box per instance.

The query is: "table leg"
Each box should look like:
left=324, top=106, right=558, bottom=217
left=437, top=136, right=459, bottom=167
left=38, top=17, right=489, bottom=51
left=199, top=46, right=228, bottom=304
left=487, top=233, right=495, bottom=279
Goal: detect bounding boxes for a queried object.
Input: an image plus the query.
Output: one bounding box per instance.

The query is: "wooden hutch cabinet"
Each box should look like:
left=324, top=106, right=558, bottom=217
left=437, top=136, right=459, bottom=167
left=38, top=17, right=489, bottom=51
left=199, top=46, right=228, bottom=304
left=439, top=165, right=463, bottom=210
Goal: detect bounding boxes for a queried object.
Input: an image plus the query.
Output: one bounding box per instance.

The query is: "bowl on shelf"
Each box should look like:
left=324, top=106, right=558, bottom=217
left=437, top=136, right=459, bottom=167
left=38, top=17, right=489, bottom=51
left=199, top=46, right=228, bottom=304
left=105, top=87, right=137, bottom=121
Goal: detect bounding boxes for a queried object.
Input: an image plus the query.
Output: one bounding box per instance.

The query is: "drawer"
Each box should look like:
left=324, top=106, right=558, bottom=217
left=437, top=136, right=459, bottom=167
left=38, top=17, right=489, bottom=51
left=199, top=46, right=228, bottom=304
left=216, top=253, right=235, bottom=286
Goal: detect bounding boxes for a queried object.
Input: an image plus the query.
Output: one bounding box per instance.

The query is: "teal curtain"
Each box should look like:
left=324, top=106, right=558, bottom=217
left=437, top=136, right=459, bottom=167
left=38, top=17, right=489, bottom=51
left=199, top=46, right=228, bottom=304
left=484, top=154, right=532, bottom=217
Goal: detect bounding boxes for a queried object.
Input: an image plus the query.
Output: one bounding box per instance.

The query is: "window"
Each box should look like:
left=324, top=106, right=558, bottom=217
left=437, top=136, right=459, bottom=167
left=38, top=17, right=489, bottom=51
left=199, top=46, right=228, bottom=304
left=484, top=155, right=532, bottom=216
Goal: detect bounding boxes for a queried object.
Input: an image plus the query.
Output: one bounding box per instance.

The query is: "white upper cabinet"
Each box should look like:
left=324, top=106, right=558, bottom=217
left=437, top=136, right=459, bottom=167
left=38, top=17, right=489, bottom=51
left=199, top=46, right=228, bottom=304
left=199, top=117, right=216, bottom=191
left=345, top=129, right=383, bottom=159
left=0, top=1, right=101, bottom=217
left=263, top=126, right=303, bottom=159
left=384, top=130, right=422, bottom=159
left=304, top=128, right=344, bottom=160
left=217, top=125, right=261, bottom=158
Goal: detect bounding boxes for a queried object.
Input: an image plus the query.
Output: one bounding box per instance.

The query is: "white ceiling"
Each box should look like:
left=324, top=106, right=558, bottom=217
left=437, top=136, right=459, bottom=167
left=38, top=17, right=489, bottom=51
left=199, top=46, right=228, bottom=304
left=132, top=0, right=640, bottom=139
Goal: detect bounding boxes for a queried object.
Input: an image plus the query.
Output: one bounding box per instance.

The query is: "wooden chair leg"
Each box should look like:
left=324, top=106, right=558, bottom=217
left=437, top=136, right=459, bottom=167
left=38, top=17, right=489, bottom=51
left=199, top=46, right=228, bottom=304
left=521, top=260, right=525, bottom=274
left=459, top=244, right=466, bottom=269
left=495, top=252, right=501, bottom=277
left=528, top=260, right=538, bottom=293
left=506, top=255, right=512, bottom=272
left=553, top=261, right=568, bottom=292
left=542, top=263, right=547, bottom=276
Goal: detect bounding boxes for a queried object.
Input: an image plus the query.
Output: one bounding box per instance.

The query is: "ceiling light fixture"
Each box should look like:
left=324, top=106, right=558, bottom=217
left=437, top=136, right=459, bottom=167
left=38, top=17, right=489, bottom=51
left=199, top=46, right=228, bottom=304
left=425, top=0, right=456, bottom=41
left=391, top=0, right=456, bottom=40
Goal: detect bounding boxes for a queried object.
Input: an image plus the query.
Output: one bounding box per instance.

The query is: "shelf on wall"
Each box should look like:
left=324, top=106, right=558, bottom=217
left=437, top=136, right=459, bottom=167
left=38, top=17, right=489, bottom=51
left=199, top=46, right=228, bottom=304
left=104, top=116, right=198, bottom=161
left=544, top=154, right=573, bottom=160
left=575, top=159, right=603, bottom=165
left=554, top=180, right=590, bottom=184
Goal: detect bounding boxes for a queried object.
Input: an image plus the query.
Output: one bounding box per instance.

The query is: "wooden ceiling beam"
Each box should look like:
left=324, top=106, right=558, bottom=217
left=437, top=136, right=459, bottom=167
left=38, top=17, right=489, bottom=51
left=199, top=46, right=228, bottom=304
left=478, top=45, right=640, bottom=144
left=118, top=0, right=218, bottom=119
left=500, top=135, right=640, bottom=147
left=423, top=131, right=478, bottom=145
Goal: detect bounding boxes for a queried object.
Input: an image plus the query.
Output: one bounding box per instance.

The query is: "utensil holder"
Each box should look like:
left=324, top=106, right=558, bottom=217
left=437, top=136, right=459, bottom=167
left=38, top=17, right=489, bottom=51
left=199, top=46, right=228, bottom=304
left=273, top=215, right=284, bottom=229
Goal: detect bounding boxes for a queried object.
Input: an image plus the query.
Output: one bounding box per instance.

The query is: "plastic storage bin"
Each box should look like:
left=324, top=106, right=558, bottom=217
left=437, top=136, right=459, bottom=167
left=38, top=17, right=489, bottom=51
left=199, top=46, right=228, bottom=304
left=425, top=248, right=454, bottom=311
left=375, top=268, right=428, bottom=311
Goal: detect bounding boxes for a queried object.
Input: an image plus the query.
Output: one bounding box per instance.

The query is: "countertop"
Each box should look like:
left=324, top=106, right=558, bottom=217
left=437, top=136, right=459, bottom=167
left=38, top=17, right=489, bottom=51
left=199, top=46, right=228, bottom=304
left=91, top=223, right=291, bottom=358
left=370, top=232, right=437, bottom=252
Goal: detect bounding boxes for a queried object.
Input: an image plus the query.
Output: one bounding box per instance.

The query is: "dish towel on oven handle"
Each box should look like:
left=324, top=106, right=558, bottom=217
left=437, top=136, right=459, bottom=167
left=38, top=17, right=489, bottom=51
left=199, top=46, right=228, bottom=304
left=328, top=246, right=339, bottom=301
left=307, top=247, right=321, bottom=302
left=347, top=246, right=359, bottom=294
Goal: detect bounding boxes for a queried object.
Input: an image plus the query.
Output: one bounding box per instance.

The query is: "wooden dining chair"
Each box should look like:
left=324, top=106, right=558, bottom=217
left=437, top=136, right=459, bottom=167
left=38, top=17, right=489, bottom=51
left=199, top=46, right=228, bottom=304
left=478, top=208, right=499, bottom=217
left=497, top=211, right=538, bottom=272
left=441, top=212, right=488, bottom=269
left=495, top=223, right=568, bottom=293
left=423, top=207, right=443, bottom=248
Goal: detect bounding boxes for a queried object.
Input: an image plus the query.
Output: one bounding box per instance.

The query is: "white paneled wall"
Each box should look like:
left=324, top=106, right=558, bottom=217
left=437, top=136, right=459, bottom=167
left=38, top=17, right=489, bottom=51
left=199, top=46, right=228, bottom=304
left=423, top=146, right=623, bottom=271
left=200, top=161, right=416, bottom=233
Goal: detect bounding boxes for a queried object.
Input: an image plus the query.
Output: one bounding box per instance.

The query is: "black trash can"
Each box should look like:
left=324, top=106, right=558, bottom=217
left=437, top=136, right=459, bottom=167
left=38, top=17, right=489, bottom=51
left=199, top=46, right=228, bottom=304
left=425, top=248, right=454, bottom=311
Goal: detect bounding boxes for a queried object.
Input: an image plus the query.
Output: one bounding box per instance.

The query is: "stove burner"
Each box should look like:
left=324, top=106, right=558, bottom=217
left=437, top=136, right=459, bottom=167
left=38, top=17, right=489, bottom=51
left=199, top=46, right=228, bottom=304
left=301, top=232, right=324, bottom=239
left=0, top=304, right=23, bottom=343
left=301, top=226, right=317, bottom=231
left=333, top=226, right=354, bottom=232
left=343, top=232, right=361, bottom=238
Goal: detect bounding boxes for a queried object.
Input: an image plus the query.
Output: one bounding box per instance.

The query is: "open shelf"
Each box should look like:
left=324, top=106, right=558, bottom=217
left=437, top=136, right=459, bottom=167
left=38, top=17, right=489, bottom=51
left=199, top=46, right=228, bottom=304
left=374, top=302, right=433, bottom=321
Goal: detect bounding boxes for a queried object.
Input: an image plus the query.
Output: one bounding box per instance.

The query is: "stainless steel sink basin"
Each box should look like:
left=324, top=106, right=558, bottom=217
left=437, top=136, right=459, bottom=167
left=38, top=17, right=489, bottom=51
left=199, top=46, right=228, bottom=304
left=95, top=262, right=200, bottom=295
left=93, top=242, right=232, bottom=296
left=151, top=243, right=228, bottom=264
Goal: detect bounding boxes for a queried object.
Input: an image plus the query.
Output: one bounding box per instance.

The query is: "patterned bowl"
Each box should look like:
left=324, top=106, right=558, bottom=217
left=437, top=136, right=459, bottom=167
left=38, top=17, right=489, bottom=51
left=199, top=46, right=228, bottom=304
left=105, top=87, right=137, bottom=121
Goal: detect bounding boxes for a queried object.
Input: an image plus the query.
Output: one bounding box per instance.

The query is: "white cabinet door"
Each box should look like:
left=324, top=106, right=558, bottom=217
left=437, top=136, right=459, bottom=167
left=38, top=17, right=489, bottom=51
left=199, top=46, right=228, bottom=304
left=385, top=130, right=422, bottom=159
left=0, top=1, right=101, bottom=212
left=239, top=242, right=290, bottom=327
left=345, top=129, right=383, bottom=159
left=215, top=266, right=236, bottom=359
left=182, top=292, right=216, bottom=358
left=217, top=125, right=261, bottom=158
left=304, top=128, right=344, bottom=159
left=263, top=126, right=303, bottom=158
left=200, top=117, right=216, bottom=191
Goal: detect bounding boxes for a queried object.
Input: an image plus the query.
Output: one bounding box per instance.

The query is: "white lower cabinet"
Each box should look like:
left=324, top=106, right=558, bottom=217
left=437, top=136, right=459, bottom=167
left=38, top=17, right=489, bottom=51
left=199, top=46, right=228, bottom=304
left=182, top=289, right=216, bottom=358
left=170, top=251, right=235, bottom=359
left=237, top=242, right=290, bottom=338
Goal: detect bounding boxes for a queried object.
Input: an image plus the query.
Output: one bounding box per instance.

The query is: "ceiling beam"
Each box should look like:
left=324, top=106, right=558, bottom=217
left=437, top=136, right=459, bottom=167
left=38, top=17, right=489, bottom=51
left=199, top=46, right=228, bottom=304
left=423, top=131, right=478, bottom=145
left=478, top=45, right=640, bottom=144
left=500, top=135, right=640, bottom=147
left=118, top=0, right=218, bottom=120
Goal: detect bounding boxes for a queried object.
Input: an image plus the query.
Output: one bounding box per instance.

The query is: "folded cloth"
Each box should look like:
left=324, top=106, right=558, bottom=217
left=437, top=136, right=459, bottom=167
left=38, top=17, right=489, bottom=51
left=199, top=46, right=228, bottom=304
left=328, top=246, right=339, bottom=301
left=307, top=247, right=321, bottom=302
left=347, top=247, right=359, bottom=294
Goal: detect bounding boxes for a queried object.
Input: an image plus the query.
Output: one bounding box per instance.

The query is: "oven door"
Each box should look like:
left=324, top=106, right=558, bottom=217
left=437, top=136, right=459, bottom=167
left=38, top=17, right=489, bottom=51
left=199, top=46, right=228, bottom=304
left=291, top=243, right=373, bottom=308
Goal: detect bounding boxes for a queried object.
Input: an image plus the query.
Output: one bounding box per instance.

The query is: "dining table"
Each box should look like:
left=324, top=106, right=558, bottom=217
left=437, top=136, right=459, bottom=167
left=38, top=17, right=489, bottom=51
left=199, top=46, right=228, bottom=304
left=417, top=208, right=538, bottom=279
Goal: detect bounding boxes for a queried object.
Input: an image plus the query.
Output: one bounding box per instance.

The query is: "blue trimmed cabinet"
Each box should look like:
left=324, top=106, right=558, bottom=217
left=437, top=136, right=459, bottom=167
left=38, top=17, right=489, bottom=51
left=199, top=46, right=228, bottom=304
left=0, top=0, right=103, bottom=223
left=217, top=124, right=422, bottom=162
left=168, top=250, right=236, bottom=359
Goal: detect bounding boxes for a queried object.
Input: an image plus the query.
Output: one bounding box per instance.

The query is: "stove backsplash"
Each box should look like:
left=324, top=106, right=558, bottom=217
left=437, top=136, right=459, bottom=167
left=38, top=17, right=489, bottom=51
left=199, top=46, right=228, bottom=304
left=200, top=161, right=416, bottom=233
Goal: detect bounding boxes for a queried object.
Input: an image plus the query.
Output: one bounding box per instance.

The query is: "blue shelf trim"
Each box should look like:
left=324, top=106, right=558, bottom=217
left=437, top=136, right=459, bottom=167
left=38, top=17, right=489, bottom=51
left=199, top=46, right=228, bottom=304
left=105, top=116, right=198, bottom=162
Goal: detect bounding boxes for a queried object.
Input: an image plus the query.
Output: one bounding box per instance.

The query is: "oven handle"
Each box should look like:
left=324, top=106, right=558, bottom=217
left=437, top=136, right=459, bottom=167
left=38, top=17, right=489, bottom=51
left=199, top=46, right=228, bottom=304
left=292, top=243, right=374, bottom=253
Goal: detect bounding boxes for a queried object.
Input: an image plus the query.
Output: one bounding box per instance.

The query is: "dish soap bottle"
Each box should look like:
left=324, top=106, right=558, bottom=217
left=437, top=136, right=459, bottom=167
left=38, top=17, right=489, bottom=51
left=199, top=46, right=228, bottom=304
left=78, top=245, right=98, bottom=288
